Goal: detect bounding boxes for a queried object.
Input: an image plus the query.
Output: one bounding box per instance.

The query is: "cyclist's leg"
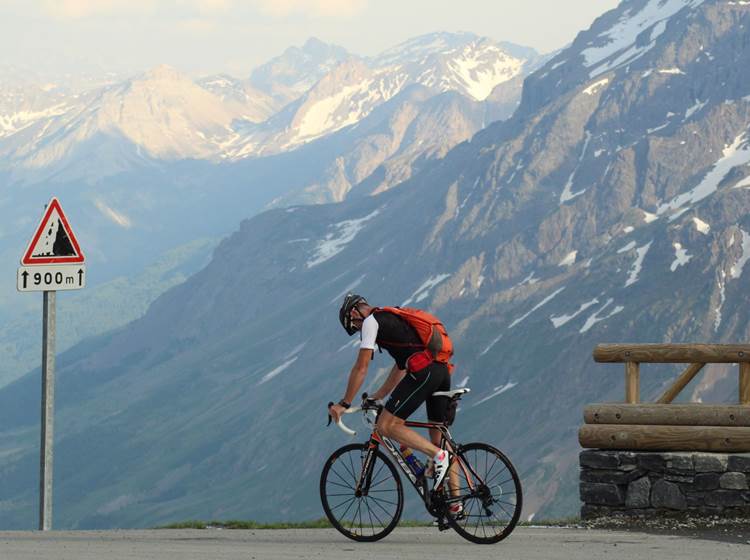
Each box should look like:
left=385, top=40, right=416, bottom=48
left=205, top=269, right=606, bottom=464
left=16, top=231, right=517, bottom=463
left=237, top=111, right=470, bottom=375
left=377, top=363, right=447, bottom=456
left=425, top=367, right=459, bottom=497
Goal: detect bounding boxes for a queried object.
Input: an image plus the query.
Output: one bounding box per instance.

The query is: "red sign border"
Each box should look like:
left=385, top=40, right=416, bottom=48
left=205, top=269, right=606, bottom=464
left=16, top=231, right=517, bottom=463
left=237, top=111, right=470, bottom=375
left=21, top=198, right=85, bottom=265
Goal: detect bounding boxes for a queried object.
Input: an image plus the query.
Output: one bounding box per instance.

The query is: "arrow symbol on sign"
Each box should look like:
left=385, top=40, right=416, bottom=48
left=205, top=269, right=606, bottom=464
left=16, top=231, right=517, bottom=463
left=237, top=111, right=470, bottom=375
left=77, top=269, right=84, bottom=286
left=21, top=270, right=29, bottom=289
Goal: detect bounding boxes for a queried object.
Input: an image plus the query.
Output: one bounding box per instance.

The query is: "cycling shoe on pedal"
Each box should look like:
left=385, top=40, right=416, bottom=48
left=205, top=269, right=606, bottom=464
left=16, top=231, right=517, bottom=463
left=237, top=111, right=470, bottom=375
left=448, top=502, right=465, bottom=520
left=432, top=449, right=450, bottom=488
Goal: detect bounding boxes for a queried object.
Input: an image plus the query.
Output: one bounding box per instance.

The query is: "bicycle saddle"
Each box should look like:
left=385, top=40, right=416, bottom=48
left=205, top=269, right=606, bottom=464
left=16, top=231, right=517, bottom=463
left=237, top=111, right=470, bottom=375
left=431, top=388, right=470, bottom=399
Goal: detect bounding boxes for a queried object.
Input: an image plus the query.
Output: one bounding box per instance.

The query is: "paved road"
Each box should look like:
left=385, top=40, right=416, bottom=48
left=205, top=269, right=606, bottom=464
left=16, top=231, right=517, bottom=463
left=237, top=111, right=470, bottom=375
left=1, top=527, right=748, bottom=560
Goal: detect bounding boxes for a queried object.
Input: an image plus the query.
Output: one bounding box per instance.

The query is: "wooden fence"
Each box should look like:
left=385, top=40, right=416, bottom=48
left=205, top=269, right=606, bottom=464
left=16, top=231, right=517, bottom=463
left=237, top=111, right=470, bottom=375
left=578, top=344, right=750, bottom=452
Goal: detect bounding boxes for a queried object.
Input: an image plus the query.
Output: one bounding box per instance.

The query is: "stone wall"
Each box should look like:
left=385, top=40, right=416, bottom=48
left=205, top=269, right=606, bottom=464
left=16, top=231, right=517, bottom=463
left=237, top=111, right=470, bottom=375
left=580, top=450, right=750, bottom=518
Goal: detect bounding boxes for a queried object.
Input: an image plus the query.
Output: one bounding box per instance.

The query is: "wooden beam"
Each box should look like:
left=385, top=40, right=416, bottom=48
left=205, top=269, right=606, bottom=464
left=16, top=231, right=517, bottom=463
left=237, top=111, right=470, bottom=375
left=656, top=363, right=705, bottom=404
left=741, top=362, right=750, bottom=405
left=593, top=344, right=750, bottom=363
left=625, top=362, right=639, bottom=404
left=579, top=424, right=750, bottom=452
left=584, top=403, right=750, bottom=426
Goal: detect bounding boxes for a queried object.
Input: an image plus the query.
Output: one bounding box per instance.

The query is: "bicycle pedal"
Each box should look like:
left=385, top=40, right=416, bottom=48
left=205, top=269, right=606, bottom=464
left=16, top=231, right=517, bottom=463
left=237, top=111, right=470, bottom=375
left=432, top=518, right=451, bottom=531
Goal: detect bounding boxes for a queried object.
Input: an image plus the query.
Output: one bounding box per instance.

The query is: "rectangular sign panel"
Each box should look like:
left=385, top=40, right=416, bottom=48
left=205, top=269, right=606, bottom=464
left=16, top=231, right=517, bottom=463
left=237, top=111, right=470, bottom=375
left=17, top=265, right=86, bottom=292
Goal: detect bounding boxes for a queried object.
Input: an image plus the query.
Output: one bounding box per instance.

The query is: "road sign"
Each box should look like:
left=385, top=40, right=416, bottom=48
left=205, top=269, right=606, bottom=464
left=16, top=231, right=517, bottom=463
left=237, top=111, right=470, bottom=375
left=21, top=197, right=85, bottom=266
left=16, top=198, right=87, bottom=530
left=17, top=264, right=86, bottom=292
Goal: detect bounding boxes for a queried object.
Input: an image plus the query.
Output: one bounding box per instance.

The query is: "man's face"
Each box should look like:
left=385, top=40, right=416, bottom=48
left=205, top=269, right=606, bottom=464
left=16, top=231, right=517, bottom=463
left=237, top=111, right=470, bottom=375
left=349, top=305, right=365, bottom=331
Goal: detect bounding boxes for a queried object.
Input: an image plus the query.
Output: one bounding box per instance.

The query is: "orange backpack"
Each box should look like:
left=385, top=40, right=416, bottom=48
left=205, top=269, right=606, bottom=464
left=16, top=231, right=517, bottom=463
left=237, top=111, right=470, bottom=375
left=376, top=306, right=454, bottom=373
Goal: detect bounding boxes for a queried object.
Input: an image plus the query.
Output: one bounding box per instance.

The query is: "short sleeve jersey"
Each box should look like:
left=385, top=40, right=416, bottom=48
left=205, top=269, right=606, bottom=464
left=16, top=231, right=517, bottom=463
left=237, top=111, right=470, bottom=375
left=359, top=310, right=423, bottom=369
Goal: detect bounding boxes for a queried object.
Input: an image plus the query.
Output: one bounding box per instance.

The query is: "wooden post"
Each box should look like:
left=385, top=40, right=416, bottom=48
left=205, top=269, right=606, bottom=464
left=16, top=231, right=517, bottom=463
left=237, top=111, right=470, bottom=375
left=741, top=362, right=750, bottom=405
left=657, top=363, right=705, bottom=404
left=625, top=362, right=639, bottom=403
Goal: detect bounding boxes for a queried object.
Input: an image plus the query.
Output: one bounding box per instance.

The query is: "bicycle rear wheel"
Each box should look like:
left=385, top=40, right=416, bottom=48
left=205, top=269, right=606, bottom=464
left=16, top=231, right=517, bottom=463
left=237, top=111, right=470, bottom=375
left=320, top=443, right=403, bottom=542
left=444, top=442, right=522, bottom=544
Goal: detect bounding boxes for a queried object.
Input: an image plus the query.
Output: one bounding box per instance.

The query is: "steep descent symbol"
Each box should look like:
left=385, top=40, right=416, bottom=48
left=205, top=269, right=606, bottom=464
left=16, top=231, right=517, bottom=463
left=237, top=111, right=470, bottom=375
left=21, top=198, right=85, bottom=265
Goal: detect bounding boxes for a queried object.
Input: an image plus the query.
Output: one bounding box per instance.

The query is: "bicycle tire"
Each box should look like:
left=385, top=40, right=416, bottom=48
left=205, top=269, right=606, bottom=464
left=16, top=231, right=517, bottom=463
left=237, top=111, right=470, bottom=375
left=444, top=442, right=522, bottom=544
left=320, top=443, right=403, bottom=542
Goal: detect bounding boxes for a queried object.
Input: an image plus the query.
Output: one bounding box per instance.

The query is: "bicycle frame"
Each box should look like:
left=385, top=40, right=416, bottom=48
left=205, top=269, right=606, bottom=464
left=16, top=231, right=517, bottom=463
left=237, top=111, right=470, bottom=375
left=354, top=413, right=476, bottom=515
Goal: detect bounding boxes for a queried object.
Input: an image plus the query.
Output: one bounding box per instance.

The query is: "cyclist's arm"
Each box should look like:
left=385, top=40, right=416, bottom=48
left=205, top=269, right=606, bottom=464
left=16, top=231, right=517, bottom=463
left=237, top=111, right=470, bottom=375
left=370, top=363, right=405, bottom=401
left=342, top=348, right=373, bottom=404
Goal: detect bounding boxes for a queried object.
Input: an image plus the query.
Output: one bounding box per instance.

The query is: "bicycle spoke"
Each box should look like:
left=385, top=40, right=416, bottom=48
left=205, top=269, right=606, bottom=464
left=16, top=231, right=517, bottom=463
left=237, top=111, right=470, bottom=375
left=370, top=461, right=386, bottom=484
left=364, top=497, right=387, bottom=527
left=368, top=475, right=395, bottom=490
left=366, top=494, right=399, bottom=507
left=354, top=498, right=362, bottom=531
left=329, top=496, right=356, bottom=512
left=367, top=493, right=396, bottom=519
left=347, top=452, right=358, bottom=482
left=364, top=497, right=377, bottom=534
left=485, top=468, right=510, bottom=487
left=336, top=495, right=358, bottom=523
left=329, top=466, right=355, bottom=489
left=327, top=479, right=355, bottom=491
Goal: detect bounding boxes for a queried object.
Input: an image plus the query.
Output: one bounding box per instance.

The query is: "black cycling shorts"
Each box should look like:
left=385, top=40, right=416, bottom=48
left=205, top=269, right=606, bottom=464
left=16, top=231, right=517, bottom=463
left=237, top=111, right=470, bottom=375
left=384, top=362, right=450, bottom=421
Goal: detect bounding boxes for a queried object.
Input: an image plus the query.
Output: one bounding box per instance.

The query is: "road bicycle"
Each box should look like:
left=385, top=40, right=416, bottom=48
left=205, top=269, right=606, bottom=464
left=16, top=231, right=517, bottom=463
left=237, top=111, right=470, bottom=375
left=320, top=388, right=522, bottom=544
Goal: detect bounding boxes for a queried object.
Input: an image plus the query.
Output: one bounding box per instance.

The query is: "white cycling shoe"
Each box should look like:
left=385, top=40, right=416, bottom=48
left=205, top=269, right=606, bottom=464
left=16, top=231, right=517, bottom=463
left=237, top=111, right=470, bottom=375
left=432, top=449, right=450, bottom=488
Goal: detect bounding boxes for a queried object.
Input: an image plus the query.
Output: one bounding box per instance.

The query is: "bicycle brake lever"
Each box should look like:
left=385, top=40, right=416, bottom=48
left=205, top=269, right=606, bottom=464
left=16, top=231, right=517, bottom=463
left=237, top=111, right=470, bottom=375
left=327, top=401, right=334, bottom=426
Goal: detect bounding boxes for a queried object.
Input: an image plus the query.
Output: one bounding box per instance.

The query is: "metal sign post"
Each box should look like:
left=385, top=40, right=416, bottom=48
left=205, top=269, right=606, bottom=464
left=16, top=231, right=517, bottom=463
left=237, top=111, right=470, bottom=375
left=17, top=197, right=86, bottom=531
left=40, top=290, right=56, bottom=531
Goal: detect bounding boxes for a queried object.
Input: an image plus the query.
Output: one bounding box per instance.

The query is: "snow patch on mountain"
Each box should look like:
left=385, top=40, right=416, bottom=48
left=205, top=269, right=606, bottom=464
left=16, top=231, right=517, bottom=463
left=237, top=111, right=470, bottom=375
left=658, top=67, right=685, bottom=75
left=473, top=381, right=518, bottom=406
left=685, top=99, right=707, bottom=120
left=446, top=43, right=524, bottom=100
left=658, top=132, right=750, bottom=215
left=259, top=356, right=298, bottom=384
left=559, top=251, right=577, bottom=267
left=580, top=299, right=625, bottom=333
left=583, top=0, right=705, bottom=78
left=479, top=333, right=503, bottom=357
left=625, top=241, right=653, bottom=287
left=295, top=79, right=375, bottom=139
left=670, top=243, right=692, bottom=271
left=402, top=274, right=451, bottom=306
left=560, top=131, right=591, bottom=203
left=729, top=230, right=750, bottom=279
left=330, top=274, right=367, bottom=303
left=582, top=78, right=609, bottom=96
left=693, top=217, right=711, bottom=234
left=508, top=287, right=565, bottom=329
left=94, top=199, right=132, bottom=228
left=0, top=102, right=69, bottom=137
left=714, top=272, right=726, bottom=332
left=550, top=298, right=599, bottom=328
left=307, top=209, right=380, bottom=268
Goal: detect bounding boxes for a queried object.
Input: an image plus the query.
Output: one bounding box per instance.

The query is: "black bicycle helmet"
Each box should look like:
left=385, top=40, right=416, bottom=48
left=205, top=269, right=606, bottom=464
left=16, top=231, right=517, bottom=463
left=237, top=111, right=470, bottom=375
left=339, top=293, right=367, bottom=335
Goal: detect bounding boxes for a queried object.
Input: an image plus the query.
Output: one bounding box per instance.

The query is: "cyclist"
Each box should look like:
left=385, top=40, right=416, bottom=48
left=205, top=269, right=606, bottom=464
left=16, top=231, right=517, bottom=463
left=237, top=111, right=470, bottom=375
left=329, top=293, right=454, bottom=491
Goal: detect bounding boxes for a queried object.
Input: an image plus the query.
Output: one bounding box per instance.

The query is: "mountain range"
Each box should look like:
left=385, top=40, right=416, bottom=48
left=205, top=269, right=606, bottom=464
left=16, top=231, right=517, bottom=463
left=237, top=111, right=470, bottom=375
left=0, top=32, right=540, bottom=389
left=2, top=0, right=750, bottom=528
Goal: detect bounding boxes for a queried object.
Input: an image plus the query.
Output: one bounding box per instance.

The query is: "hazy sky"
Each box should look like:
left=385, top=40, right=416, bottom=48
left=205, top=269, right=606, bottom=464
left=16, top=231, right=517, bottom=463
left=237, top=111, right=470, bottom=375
left=0, top=0, right=620, bottom=79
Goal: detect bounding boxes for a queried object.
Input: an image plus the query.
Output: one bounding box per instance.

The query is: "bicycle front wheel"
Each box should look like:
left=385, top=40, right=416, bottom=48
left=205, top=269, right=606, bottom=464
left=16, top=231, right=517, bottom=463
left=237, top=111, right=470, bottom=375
left=320, top=443, right=403, bottom=542
left=445, top=442, right=522, bottom=544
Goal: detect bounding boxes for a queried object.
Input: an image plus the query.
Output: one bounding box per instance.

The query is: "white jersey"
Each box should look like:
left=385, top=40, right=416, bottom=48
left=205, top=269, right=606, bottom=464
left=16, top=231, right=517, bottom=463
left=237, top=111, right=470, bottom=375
left=359, top=314, right=379, bottom=350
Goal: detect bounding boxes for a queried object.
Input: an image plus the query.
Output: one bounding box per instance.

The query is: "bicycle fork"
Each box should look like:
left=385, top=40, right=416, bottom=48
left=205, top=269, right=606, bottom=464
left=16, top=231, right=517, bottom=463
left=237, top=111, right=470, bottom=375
left=354, top=439, right=380, bottom=497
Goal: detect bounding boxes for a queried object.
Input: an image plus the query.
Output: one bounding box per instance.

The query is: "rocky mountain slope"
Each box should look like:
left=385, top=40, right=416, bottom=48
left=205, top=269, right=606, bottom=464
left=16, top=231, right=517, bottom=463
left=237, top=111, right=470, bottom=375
left=0, top=32, right=538, bottom=390
left=4, top=0, right=748, bottom=528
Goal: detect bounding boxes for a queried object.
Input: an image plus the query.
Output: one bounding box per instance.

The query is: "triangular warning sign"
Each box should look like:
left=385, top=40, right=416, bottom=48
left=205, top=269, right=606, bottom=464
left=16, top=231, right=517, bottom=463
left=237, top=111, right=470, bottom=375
left=21, top=197, right=85, bottom=265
